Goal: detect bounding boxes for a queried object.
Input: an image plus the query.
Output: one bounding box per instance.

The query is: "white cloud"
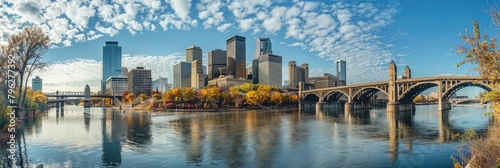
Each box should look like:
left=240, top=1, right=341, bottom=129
left=169, top=0, right=192, bottom=20
left=216, top=23, right=232, bottom=32
left=31, top=53, right=185, bottom=92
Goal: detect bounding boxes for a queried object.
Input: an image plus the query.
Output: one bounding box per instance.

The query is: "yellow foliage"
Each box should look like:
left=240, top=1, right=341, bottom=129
left=245, top=91, right=262, bottom=107
left=139, top=93, right=147, bottom=102
left=270, top=92, right=283, bottom=105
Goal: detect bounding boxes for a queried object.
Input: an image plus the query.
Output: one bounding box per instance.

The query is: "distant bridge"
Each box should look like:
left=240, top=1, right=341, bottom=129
left=299, top=61, right=491, bottom=112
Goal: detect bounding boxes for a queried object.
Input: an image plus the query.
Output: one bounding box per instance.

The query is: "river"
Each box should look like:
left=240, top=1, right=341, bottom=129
left=0, top=105, right=493, bottom=167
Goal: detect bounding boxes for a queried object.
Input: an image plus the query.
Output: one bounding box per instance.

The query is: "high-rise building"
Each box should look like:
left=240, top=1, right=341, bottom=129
left=258, top=54, right=282, bottom=87
left=121, top=67, right=128, bottom=77
left=336, top=59, right=346, bottom=85
left=102, top=41, right=122, bottom=93
left=152, top=77, right=168, bottom=92
left=254, top=38, right=272, bottom=59
left=173, top=62, right=192, bottom=88
left=32, top=76, right=42, bottom=91
left=252, top=37, right=273, bottom=84
left=208, top=49, right=227, bottom=80
left=226, top=35, right=246, bottom=79
left=186, top=46, right=202, bottom=62
left=288, top=60, right=309, bottom=88
left=127, top=67, right=152, bottom=96
left=106, top=76, right=127, bottom=96
left=191, top=60, right=204, bottom=89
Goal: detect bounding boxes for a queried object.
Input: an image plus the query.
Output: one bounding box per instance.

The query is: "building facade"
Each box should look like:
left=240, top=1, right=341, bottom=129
left=102, top=41, right=122, bottom=93
left=288, top=60, right=309, bottom=88
left=152, top=77, right=168, bottom=92
left=226, top=35, right=246, bottom=79
left=173, top=62, right=192, bottom=88
left=252, top=37, right=273, bottom=84
left=127, top=67, right=152, bottom=96
left=336, top=59, right=346, bottom=85
left=254, top=38, right=273, bottom=59
left=106, top=76, right=128, bottom=96
left=186, top=46, right=202, bottom=62
left=121, top=67, right=128, bottom=77
left=207, top=76, right=252, bottom=88
left=208, top=49, right=227, bottom=80
left=32, top=76, right=42, bottom=91
left=191, top=60, right=205, bottom=89
left=258, top=54, right=282, bottom=87
left=308, top=73, right=344, bottom=89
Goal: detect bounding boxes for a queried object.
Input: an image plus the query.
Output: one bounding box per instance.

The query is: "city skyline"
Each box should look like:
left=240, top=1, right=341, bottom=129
left=2, top=1, right=493, bottom=96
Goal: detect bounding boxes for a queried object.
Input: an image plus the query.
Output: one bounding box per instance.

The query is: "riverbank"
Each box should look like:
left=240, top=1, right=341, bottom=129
left=111, top=102, right=298, bottom=112
left=0, top=110, right=40, bottom=145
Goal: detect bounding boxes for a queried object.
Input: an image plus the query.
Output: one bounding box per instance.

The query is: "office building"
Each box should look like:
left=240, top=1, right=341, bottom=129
left=152, top=77, right=168, bottom=92
left=191, top=60, right=205, bottom=89
left=127, top=67, right=152, bottom=96
left=252, top=37, right=273, bottom=84
left=258, top=54, right=282, bottom=87
left=102, top=41, right=122, bottom=93
left=186, top=46, right=202, bottom=62
left=173, top=62, right=192, bottom=88
left=226, top=35, right=246, bottom=79
left=121, top=67, right=128, bottom=77
left=208, top=49, right=227, bottom=80
left=254, top=38, right=273, bottom=59
left=336, top=59, right=346, bottom=85
left=208, top=75, right=252, bottom=88
left=32, top=76, right=42, bottom=91
left=309, top=73, right=344, bottom=89
left=106, top=76, right=127, bottom=96
left=288, top=60, right=309, bottom=88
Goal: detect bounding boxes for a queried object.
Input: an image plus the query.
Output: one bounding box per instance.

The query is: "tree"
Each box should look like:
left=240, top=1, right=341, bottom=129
left=139, top=93, right=147, bottom=102
left=126, top=93, right=136, bottom=104
left=413, top=96, right=423, bottom=103
left=270, top=92, right=283, bottom=105
left=0, top=26, right=50, bottom=117
left=245, top=91, right=261, bottom=107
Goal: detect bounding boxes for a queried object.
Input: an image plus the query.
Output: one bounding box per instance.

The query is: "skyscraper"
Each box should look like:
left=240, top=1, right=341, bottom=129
left=102, top=41, right=122, bottom=93
left=152, top=77, right=168, bottom=92
left=226, top=35, right=246, bottom=79
left=173, top=62, right=192, bottom=88
left=208, top=49, right=227, bottom=80
left=288, top=60, right=309, bottom=88
left=106, top=76, right=128, bottom=96
left=186, top=46, right=202, bottom=62
left=258, top=54, right=282, bottom=87
left=252, top=38, right=272, bottom=84
left=32, top=76, right=42, bottom=91
left=191, top=60, right=204, bottom=89
left=127, top=67, right=152, bottom=96
left=336, top=59, right=346, bottom=85
left=254, top=38, right=272, bottom=59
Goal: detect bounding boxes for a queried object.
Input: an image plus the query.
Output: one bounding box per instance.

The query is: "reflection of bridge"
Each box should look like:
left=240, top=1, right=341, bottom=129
left=299, top=61, right=491, bottom=112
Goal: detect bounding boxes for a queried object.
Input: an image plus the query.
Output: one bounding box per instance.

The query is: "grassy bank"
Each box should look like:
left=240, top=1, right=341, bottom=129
left=453, top=113, right=500, bottom=168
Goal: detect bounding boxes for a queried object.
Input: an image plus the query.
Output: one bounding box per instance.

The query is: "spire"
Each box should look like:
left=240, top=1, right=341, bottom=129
left=390, top=60, right=395, bottom=65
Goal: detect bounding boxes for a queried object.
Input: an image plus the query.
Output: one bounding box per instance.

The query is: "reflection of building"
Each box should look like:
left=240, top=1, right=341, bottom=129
left=308, top=73, right=343, bottom=89
left=208, top=49, right=227, bottom=80
left=101, top=109, right=126, bottom=167
left=173, top=62, right=192, bottom=88
left=32, top=76, right=42, bottom=91
left=152, top=77, right=168, bottom=92
left=258, top=54, right=282, bottom=87
left=102, top=41, right=122, bottom=93
left=336, top=59, right=346, bottom=85
left=288, top=61, right=309, bottom=88
left=207, top=75, right=252, bottom=88
left=106, top=76, right=128, bottom=96
left=127, top=67, right=152, bottom=96
left=226, top=35, right=246, bottom=79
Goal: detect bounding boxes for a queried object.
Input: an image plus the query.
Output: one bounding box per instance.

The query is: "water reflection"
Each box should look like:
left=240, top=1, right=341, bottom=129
left=387, top=111, right=413, bottom=162
left=0, top=105, right=493, bottom=167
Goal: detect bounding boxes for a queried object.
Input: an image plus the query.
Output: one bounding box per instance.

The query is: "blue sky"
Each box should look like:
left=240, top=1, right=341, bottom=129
left=0, top=0, right=494, bottom=96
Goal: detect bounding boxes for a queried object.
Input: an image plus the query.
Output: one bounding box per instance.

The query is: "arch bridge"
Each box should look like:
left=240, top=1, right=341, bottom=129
left=299, top=61, right=491, bottom=112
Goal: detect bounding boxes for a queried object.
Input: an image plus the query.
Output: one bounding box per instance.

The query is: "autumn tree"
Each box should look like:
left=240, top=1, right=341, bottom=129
left=126, top=93, right=136, bottom=104
left=270, top=91, right=283, bottom=105
left=413, top=96, right=423, bottom=103
left=0, top=26, right=50, bottom=116
left=245, top=91, right=261, bottom=107
left=139, top=93, right=147, bottom=102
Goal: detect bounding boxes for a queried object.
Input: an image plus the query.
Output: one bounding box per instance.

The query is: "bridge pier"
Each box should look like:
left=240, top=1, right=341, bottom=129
left=387, top=102, right=415, bottom=113
left=345, top=102, right=369, bottom=111
left=438, top=101, right=451, bottom=111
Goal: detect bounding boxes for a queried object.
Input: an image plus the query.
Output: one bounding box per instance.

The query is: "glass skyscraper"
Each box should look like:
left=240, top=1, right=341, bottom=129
left=173, top=62, right=192, bottom=88
left=102, top=41, right=122, bottom=93
left=226, top=35, right=246, bottom=79
left=254, top=38, right=272, bottom=59
left=32, top=76, right=42, bottom=91
left=336, top=59, right=346, bottom=85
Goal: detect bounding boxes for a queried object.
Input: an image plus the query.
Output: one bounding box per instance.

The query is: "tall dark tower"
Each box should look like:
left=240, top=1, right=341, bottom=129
left=404, top=65, right=411, bottom=79
left=288, top=60, right=297, bottom=88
